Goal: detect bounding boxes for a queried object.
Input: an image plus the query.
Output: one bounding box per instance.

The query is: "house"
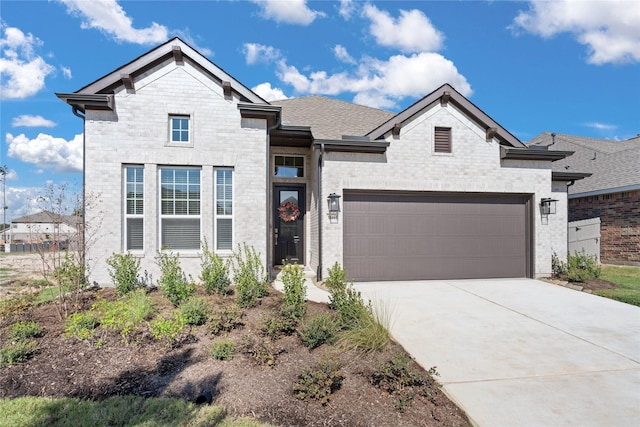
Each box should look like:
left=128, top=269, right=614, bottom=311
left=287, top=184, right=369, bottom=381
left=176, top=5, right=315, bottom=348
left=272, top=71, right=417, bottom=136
left=8, top=210, right=80, bottom=247
left=529, top=132, right=640, bottom=264
left=57, top=37, right=577, bottom=285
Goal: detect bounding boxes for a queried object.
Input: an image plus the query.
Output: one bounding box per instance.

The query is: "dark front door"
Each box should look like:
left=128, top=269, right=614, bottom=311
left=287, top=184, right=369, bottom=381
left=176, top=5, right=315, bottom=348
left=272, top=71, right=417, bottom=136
left=274, top=186, right=305, bottom=265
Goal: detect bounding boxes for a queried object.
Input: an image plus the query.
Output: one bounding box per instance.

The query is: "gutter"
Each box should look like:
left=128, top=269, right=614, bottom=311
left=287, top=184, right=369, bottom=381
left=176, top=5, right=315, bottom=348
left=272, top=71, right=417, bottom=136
left=317, top=142, right=325, bottom=281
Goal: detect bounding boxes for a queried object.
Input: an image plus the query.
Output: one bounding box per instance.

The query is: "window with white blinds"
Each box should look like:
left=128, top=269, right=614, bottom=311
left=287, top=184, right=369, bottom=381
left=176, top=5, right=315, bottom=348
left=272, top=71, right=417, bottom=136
left=160, top=167, right=201, bottom=250
left=434, top=127, right=452, bottom=153
left=124, top=166, right=144, bottom=251
left=215, top=169, right=233, bottom=251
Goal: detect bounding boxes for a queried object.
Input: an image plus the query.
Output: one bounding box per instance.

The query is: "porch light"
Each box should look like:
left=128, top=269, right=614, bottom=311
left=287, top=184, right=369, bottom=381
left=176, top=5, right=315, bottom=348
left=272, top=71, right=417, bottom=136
left=540, top=198, right=558, bottom=215
left=327, top=193, right=341, bottom=223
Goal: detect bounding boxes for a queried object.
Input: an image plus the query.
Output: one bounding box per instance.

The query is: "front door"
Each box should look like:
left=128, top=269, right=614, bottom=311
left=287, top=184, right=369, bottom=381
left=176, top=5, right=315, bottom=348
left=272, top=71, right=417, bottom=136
left=274, top=186, right=305, bottom=265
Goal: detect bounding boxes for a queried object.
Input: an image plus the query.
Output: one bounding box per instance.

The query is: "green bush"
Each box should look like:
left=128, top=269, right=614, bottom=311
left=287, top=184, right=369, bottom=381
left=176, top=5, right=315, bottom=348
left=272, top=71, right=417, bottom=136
left=281, top=263, right=306, bottom=320
left=370, top=354, right=428, bottom=412
left=53, top=253, right=87, bottom=291
left=9, top=321, right=42, bottom=341
left=551, top=252, right=567, bottom=276
left=232, top=244, right=269, bottom=308
left=200, top=239, right=232, bottom=295
left=0, top=339, right=38, bottom=367
left=156, top=251, right=195, bottom=306
left=325, top=262, right=346, bottom=291
left=149, top=313, right=186, bottom=347
left=64, top=311, right=99, bottom=340
left=94, top=289, right=155, bottom=341
left=179, top=296, right=209, bottom=326
left=210, top=306, right=243, bottom=335
left=566, top=250, right=601, bottom=282
left=299, top=313, right=339, bottom=350
left=240, top=335, right=284, bottom=367
left=338, top=301, right=391, bottom=353
left=106, top=252, right=143, bottom=296
left=293, top=359, right=343, bottom=405
left=210, top=340, right=236, bottom=361
left=260, top=310, right=298, bottom=340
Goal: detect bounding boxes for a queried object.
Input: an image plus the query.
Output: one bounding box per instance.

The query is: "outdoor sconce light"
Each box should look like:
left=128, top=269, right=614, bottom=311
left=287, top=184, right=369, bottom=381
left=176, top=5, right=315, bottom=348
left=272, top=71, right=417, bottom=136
left=327, top=193, right=341, bottom=222
left=540, top=198, right=558, bottom=215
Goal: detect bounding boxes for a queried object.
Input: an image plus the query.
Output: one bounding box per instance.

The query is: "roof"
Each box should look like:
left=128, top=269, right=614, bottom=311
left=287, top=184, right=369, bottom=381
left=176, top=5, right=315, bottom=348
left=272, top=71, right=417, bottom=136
left=12, top=211, right=81, bottom=227
left=271, top=96, right=395, bottom=140
left=528, top=132, right=640, bottom=196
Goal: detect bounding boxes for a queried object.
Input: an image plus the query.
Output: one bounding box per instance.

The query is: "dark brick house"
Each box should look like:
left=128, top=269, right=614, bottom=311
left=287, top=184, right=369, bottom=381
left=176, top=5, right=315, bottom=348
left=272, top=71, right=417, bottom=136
left=529, top=132, right=640, bottom=265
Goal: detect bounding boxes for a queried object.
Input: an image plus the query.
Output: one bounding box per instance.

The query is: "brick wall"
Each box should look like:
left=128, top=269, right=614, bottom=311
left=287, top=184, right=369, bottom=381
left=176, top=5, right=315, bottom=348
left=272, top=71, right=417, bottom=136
left=569, top=190, right=640, bottom=263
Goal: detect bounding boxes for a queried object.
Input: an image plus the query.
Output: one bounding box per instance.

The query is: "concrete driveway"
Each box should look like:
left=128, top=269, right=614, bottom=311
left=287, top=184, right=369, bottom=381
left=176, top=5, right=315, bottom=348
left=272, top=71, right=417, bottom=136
left=356, top=278, right=640, bottom=427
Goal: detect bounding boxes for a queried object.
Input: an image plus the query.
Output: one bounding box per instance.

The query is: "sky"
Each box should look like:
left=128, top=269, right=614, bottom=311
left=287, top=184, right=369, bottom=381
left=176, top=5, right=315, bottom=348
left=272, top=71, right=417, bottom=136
left=1, top=0, right=639, bottom=223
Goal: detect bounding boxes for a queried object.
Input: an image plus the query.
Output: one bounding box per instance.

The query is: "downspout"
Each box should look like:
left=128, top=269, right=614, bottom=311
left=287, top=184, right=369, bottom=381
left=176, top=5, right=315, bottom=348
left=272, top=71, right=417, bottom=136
left=71, top=107, right=86, bottom=274
left=317, top=142, right=324, bottom=281
left=266, top=114, right=281, bottom=280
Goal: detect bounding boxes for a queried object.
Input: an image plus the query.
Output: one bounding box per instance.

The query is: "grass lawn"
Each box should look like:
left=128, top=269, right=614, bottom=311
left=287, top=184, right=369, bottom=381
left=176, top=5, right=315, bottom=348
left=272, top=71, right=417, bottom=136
left=595, top=265, right=640, bottom=307
left=0, top=395, right=272, bottom=427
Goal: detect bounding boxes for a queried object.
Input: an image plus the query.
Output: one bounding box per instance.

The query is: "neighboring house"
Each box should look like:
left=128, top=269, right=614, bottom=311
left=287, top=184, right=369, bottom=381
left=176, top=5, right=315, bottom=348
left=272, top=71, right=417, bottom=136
left=529, top=133, right=640, bottom=264
left=9, top=211, right=80, bottom=245
left=57, top=38, right=576, bottom=285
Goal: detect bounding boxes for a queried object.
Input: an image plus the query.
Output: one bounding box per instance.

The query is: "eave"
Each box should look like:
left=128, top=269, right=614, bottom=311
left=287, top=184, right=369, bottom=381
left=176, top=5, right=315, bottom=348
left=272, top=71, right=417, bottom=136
left=500, top=147, right=574, bottom=161
left=55, top=93, right=114, bottom=113
left=237, top=103, right=281, bottom=128
left=314, top=138, right=390, bottom=153
left=552, top=171, right=592, bottom=182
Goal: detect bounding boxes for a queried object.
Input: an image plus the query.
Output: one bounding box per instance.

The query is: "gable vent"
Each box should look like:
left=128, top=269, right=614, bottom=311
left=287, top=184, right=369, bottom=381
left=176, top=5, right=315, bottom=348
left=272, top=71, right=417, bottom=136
left=434, top=127, right=452, bottom=153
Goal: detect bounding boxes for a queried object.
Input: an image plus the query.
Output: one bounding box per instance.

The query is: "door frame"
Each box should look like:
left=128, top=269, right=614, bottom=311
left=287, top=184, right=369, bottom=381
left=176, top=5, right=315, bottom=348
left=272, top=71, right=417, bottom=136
left=273, top=184, right=306, bottom=266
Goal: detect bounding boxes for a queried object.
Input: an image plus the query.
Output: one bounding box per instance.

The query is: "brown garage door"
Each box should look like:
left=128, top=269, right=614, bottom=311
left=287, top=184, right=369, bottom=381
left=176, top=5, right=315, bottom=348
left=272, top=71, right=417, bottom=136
left=343, top=192, right=532, bottom=281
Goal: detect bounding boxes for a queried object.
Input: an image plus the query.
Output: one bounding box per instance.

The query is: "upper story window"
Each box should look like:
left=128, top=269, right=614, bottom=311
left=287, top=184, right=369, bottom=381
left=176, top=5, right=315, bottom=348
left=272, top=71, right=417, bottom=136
left=170, top=115, right=190, bottom=143
left=274, top=155, right=304, bottom=177
left=434, top=127, right=452, bottom=153
left=159, top=167, right=200, bottom=250
left=124, top=166, right=144, bottom=251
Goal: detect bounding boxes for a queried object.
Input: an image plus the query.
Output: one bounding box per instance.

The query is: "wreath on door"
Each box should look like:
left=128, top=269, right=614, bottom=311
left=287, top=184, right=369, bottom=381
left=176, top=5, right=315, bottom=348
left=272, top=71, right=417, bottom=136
left=278, top=201, right=300, bottom=222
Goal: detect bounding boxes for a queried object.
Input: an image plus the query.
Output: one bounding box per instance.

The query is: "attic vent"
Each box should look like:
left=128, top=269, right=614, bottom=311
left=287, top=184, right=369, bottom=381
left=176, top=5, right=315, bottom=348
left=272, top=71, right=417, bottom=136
left=434, top=127, right=452, bottom=153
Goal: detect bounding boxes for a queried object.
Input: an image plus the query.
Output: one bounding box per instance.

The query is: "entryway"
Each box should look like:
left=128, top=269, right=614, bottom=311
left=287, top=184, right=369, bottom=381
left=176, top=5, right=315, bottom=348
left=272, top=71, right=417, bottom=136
left=273, top=185, right=305, bottom=265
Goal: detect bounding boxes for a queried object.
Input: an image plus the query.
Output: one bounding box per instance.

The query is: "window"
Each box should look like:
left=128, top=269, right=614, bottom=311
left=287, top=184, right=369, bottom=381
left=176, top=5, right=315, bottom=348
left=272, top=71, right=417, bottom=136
left=170, top=115, right=190, bottom=143
left=124, top=166, right=144, bottom=251
left=434, top=127, right=452, bottom=153
left=215, top=169, right=233, bottom=250
left=274, top=155, right=304, bottom=177
left=160, top=167, right=200, bottom=250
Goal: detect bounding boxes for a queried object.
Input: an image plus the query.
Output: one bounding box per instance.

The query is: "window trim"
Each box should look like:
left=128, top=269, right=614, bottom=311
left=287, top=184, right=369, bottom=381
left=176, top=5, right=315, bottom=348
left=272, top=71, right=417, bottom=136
left=274, top=155, right=305, bottom=178
left=433, top=126, right=452, bottom=154
left=159, top=166, right=202, bottom=251
left=124, top=165, right=144, bottom=252
left=214, top=168, right=234, bottom=252
left=168, top=114, right=193, bottom=146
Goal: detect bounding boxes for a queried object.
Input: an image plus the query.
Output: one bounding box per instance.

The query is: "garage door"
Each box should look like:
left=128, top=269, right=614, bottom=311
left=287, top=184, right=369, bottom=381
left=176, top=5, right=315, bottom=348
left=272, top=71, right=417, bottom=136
left=343, top=192, right=532, bottom=281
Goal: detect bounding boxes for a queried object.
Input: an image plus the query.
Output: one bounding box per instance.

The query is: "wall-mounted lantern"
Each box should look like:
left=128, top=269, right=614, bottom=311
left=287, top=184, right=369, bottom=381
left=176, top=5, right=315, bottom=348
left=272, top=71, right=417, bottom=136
left=327, top=193, right=341, bottom=223
left=540, top=198, right=558, bottom=215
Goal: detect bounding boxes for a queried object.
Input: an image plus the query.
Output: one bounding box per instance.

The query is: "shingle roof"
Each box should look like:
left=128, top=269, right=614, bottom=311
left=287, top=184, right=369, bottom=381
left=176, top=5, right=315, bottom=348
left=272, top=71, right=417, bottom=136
left=13, top=211, right=81, bottom=227
left=271, top=96, right=395, bottom=140
left=528, top=132, right=640, bottom=196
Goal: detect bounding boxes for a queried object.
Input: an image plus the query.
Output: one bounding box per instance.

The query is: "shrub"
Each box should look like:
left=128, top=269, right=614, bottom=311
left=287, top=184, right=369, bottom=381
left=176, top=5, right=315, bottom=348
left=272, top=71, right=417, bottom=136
left=200, top=239, right=231, bottom=295
left=0, top=339, right=38, bottom=367
left=179, top=296, right=209, bottom=326
left=232, top=244, right=269, bottom=308
left=94, top=289, right=155, bottom=342
left=9, top=321, right=42, bottom=341
left=240, top=335, right=284, bottom=367
left=210, top=306, right=243, bottom=335
left=551, top=252, right=567, bottom=277
left=54, top=253, right=87, bottom=292
left=299, top=313, right=339, bottom=350
left=149, top=313, right=186, bottom=347
left=566, top=250, right=601, bottom=282
left=210, top=340, right=236, bottom=361
left=281, top=263, right=306, bottom=320
left=64, top=311, right=99, bottom=340
left=293, top=359, right=344, bottom=405
left=156, top=251, right=195, bottom=306
left=370, top=353, right=428, bottom=412
left=260, top=310, right=298, bottom=340
left=325, top=262, right=346, bottom=291
left=338, top=301, right=391, bottom=353
left=106, top=252, right=143, bottom=296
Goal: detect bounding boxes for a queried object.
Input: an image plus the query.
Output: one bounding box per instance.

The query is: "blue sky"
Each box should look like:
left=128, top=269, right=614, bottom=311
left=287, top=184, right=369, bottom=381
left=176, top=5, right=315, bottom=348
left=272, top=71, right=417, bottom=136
left=1, top=0, right=639, bottom=223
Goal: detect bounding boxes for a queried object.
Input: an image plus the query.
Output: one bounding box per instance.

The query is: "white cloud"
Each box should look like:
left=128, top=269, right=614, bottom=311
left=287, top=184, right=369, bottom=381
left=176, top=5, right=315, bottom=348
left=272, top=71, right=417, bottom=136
left=339, top=0, right=356, bottom=20
left=12, top=115, right=57, bottom=128
left=243, top=43, right=282, bottom=65
left=333, top=44, right=356, bottom=64
left=363, top=4, right=444, bottom=53
left=61, top=66, right=72, bottom=79
left=585, top=122, right=617, bottom=131
left=59, top=0, right=168, bottom=44
left=6, top=133, right=83, bottom=173
left=512, top=0, right=640, bottom=64
left=252, top=82, right=289, bottom=101
left=251, top=0, right=325, bottom=25
left=0, top=26, right=55, bottom=99
left=276, top=52, right=471, bottom=109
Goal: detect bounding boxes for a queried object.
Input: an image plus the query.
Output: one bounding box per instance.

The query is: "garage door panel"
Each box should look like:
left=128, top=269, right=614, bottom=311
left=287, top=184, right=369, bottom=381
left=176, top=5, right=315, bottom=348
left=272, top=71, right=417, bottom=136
left=343, top=192, right=530, bottom=281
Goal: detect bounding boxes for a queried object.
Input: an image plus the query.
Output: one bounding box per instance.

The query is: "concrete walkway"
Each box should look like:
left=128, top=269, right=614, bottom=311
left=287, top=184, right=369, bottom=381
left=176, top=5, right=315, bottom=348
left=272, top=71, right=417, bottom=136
left=353, top=279, right=640, bottom=427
